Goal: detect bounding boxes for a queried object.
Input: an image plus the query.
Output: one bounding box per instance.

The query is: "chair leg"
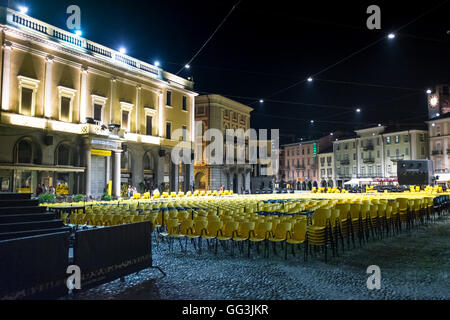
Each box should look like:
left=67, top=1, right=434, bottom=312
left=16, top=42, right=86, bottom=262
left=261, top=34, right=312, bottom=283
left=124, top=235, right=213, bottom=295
left=284, top=242, right=288, bottom=260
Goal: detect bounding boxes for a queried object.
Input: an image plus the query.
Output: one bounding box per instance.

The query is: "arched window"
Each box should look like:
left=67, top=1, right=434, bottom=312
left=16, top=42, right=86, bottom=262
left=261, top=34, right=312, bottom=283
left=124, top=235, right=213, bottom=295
left=17, top=140, right=32, bottom=163
left=143, top=153, right=154, bottom=171
left=57, top=144, right=70, bottom=166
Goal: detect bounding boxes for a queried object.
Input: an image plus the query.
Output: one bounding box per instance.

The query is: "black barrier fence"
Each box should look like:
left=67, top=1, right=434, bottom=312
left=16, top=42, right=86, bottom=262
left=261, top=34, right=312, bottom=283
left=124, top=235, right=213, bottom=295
left=73, top=221, right=153, bottom=292
left=0, top=231, right=70, bottom=299
left=0, top=221, right=161, bottom=299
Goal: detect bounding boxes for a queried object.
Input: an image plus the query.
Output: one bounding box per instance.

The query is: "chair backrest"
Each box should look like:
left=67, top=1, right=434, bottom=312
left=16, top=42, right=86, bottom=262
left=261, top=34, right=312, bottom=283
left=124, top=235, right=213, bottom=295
left=350, top=203, right=361, bottom=219
left=274, top=222, right=292, bottom=239
left=180, top=219, right=194, bottom=234
left=206, top=220, right=221, bottom=237
left=192, top=219, right=207, bottom=235
left=292, top=220, right=306, bottom=241
left=238, top=221, right=255, bottom=238
left=313, top=208, right=331, bottom=227
left=167, top=218, right=179, bottom=234
left=330, top=208, right=340, bottom=226
left=224, top=221, right=239, bottom=237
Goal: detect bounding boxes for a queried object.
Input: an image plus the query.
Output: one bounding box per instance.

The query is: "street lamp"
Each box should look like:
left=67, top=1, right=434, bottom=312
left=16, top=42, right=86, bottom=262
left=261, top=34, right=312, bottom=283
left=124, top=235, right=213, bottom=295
left=119, top=47, right=127, bottom=54
left=18, top=6, right=28, bottom=14
left=388, top=33, right=395, bottom=39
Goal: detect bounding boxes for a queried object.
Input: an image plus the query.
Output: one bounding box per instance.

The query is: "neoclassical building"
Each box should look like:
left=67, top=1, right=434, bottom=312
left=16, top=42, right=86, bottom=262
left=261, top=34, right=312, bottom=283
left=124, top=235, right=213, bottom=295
left=0, top=7, right=196, bottom=198
left=333, top=126, right=429, bottom=187
left=194, top=95, right=254, bottom=193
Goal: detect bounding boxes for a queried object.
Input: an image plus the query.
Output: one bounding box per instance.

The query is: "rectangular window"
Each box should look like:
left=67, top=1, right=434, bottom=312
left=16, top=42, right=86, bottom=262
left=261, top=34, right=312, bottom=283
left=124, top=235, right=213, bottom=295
left=404, top=135, right=409, bottom=143
left=387, top=149, right=390, bottom=157
left=182, top=125, right=187, bottom=141
left=196, top=106, right=205, bottom=115
left=122, top=111, right=129, bottom=131
left=146, top=115, right=153, bottom=136
left=21, top=88, right=33, bottom=116
left=377, top=138, right=380, bottom=146
left=421, top=146, right=425, bottom=155
left=93, top=104, right=102, bottom=122
left=166, top=91, right=172, bottom=106
left=166, top=122, right=171, bottom=140
left=386, top=136, right=391, bottom=144
left=353, top=153, right=356, bottom=160
left=405, top=148, right=409, bottom=156
left=60, top=97, right=71, bottom=122
left=377, top=150, right=380, bottom=158
left=395, top=135, right=399, bottom=143
left=182, top=96, right=187, bottom=111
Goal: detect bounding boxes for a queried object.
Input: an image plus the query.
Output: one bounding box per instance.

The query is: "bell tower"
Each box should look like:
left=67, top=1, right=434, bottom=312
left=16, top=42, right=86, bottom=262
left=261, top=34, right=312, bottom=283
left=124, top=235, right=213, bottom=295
left=427, top=84, right=450, bottom=119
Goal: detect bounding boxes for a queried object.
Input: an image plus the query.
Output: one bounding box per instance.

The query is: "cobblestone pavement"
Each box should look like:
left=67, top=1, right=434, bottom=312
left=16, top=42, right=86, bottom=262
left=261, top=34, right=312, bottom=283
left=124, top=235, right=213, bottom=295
left=66, top=215, right=450, bottom=300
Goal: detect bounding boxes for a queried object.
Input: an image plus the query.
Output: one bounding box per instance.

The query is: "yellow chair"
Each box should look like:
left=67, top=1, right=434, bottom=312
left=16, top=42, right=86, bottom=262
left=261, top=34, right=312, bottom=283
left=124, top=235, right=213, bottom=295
left=286, top=219, right=306, bottom=259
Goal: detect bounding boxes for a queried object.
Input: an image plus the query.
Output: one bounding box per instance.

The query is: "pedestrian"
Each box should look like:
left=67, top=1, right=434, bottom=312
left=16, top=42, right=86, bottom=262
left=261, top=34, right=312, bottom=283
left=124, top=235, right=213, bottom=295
left=36, top=184, right=43, bottom=196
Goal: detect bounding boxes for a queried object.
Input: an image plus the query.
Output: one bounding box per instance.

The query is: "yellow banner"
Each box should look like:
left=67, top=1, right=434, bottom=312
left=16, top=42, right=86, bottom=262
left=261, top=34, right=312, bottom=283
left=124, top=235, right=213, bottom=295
left=91, top=149, right=111, bottom=156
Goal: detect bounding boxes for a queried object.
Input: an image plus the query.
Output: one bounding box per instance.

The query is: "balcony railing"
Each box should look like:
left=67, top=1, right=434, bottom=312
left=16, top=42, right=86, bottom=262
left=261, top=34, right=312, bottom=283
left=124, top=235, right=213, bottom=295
left=390, top=155, right=404, bottom=162
left=356, top=174, right=381, bottom=179
left=432, top=150, right=443, bottom=155
left=363, top=144, right=374, bottom=151
left=339, top=159, right=350, bottom=165
left=5, top=7, right=194, bottom=90
left=362, top=158, right=375, bottom=164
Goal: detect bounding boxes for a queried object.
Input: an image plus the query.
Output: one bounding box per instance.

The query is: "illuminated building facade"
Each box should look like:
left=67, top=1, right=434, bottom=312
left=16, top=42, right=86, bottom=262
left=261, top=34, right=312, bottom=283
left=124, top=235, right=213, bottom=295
left=0, top=7, right=196, bottom=198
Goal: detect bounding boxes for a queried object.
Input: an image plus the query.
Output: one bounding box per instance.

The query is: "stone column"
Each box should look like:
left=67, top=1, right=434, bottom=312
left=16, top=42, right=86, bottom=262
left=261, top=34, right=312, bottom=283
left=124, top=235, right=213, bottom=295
left=84, top=148, right=91, bottom=196
left=113, top=150, right=122, bottom=197
left=1, top=42, right=12, bottom=111
left=44, top=55, right=54, bottom=118
left=171, top=162, right=179, bottom=192
left=381, top=135, right=385, bottom=178
left=79, top=66, right=88, bottom=123
left=106, top=155, right=111, bottom=185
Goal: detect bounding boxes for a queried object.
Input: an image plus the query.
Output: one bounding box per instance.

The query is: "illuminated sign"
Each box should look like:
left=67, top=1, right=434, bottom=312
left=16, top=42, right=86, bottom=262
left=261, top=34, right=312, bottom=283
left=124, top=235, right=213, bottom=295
left=91, top=149, right=112, bottom=156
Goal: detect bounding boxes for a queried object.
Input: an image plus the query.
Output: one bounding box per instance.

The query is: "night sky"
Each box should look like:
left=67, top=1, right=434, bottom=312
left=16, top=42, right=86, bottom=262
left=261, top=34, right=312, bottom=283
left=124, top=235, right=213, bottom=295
left=5, top=0, right=450, bottom=143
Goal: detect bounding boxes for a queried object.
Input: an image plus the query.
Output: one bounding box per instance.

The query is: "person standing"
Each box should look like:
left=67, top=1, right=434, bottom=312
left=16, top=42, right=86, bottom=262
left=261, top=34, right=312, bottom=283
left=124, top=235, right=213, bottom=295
left=36, top=184, right=43, bottom=196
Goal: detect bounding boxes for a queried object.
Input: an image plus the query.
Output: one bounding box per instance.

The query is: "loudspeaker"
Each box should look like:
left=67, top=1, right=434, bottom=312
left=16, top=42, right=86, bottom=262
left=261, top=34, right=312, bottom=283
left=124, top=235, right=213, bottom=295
left=158, top=149, right=166, bottom=157
left=44, top=135, right=53, bottom=146
left=122, top=144, right=127, bottom=152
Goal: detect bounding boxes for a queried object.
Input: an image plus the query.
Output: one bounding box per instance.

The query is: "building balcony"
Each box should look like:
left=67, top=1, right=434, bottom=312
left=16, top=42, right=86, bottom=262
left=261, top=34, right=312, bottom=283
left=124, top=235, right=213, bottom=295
left=432, top=150, right=443, bottom=155
left=339, top=159, right=350, bottom=165
left=363, top=144, right=374, bottom=151
left=390, top=155, right=404, bottom=162
left=356, top=174, right=381, bottom=179
left=362, top=158, right=375, bottom=164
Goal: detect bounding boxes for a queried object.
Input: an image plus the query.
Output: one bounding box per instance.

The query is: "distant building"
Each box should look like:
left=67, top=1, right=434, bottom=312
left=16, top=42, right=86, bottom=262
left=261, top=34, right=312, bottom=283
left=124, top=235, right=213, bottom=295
left=425, top=84, right=450, bottom=183
left=0, top=7, right=196, bottom=197
left=334, top=126, right=428, bottom=187
left=194, top=95, right=253, bottom=193
left=318, top=148, right=335, bottom=188
left=280, top=133, right=342, bottom=190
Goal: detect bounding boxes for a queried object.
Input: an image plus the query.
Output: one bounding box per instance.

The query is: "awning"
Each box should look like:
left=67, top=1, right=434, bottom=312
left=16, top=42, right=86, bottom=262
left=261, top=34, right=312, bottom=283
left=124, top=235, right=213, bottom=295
left=436, top=173, right=450, bottom=183
left=344, top=178, right=373, bottom=185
